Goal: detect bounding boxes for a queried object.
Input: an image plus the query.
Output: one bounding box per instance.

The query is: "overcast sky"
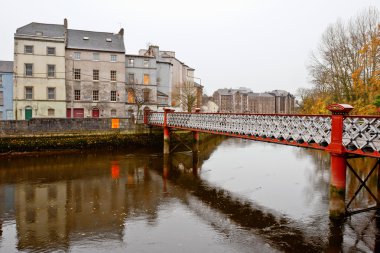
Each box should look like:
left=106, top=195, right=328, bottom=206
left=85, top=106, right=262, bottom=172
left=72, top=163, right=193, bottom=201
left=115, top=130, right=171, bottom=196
left=1, top=0, right=379, bottom=95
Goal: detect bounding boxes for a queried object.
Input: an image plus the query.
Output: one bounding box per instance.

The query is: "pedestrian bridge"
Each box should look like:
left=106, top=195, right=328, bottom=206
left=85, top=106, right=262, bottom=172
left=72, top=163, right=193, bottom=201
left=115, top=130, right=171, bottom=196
left=145, top=104, right=380, bottom=158
left=144, top=104, right=380, bottom=218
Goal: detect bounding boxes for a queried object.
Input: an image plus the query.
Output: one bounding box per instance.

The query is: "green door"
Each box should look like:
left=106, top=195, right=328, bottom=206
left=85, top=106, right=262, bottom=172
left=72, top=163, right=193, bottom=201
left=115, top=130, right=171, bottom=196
left=25, top=108, right=32, bottom=120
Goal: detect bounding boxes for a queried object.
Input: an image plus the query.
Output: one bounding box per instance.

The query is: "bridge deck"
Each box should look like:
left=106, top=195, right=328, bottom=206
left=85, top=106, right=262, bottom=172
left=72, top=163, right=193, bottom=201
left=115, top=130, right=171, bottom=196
left=146, top=112, right=380, bottom=158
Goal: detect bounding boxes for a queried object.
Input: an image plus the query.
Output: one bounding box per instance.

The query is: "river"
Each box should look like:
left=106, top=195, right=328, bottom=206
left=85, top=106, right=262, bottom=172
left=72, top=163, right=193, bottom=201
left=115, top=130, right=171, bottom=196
left=0, top=136, right=379, bottom=252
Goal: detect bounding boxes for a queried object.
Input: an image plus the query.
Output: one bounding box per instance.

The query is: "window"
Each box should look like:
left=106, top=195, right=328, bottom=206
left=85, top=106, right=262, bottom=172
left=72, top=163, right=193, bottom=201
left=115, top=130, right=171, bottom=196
left=48, top=109, right=55, bottom=116
left=110, top=70, right=116, bottom=82
left=74, top=52, right=81, bottom=60
left=111, top=109, right=116, bottom=117
left=0, top=74, right=2, bottom=87
left=93, top=90, right=99, bottom=101
left=128, top=58, right=134, bottom=66
left=74, top=90, right=81, bottom=100
left=128, top=73, right=134, bottom=84
left=47, top=87, right=56, bottom=100
left=93, top=53, right=99, bottom=61
left=143, top=89, right=150, bottom=102
left=0, top=91, right=3, bottom=105
left=74, top=69, right=81, bottom=80
left=143, top=59, right=149, bottom=67
left=47, top=47, right=56, bottom=55
left=24, top=45, right=33, bottom=54
left=127, top=89, right=135, bottom=103
left=93, top=69, right=99, bottom=81
left=111, top=55, right=117, bottom=62
left=25, top=64, right=33, bottom=76
left=143, top=74, right=150, bottom=85
left=110, top=91, right=117, bottom=101
left=0, top=111, right=2, bottom=119
left=25, top=87, right=33, bottom=100
left=47, top=65, right=55, bottom=77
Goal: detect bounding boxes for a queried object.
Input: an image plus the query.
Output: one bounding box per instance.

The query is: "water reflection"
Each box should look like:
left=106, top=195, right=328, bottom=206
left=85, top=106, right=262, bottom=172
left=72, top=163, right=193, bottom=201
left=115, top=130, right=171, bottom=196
left=0, top=137, right=379, bottom=252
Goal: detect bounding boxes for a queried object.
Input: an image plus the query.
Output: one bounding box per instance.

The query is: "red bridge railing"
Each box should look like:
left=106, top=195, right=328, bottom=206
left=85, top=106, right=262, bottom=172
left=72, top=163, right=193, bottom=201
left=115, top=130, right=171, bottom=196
left=145, top=104, right=380, bottom=158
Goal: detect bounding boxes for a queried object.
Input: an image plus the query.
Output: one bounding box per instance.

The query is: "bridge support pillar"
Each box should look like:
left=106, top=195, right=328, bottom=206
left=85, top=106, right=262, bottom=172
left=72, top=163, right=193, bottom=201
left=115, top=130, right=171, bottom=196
left=163, top=126, right=170, bottom=155
left=377, top=161, right=380, bottom=210
left=163, top=108, right=173, bottom=155
left=329, top=154, right=347, bottom=219
left=326, top=104, right=353, bottom=220
left=193, top=131, right=199, bottom=153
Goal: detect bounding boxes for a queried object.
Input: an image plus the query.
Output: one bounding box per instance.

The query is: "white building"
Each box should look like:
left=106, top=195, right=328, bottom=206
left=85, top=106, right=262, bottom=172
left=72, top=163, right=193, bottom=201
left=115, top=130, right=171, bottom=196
left=14, top=22, right=67, bottom=119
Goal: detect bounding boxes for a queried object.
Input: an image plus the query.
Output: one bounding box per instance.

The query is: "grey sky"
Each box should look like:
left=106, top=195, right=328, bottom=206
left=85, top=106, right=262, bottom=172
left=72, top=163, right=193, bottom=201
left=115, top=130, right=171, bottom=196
left=1, top=0, right=379, bottom=95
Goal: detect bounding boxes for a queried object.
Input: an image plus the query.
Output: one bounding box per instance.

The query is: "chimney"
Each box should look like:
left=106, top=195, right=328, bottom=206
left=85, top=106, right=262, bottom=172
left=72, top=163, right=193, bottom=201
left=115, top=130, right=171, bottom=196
left=64, top=18, right=68, bottom=29
left=118, top=28, right=124, bottom=36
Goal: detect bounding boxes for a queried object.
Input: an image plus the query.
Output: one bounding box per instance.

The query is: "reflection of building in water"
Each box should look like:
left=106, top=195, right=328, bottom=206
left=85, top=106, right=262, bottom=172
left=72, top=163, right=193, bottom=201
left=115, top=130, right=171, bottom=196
left=15, top=182, right=68, bottom=250
left=6, top=155, right=166, bottom=251
left=0, top=184, right=15, bottom=237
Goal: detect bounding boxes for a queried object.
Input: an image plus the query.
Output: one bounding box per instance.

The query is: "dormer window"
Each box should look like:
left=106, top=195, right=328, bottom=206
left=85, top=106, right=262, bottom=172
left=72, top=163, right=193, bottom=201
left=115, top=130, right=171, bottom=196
left=83, top=36, right=89, bottom=40
left=36, top=31, right=43, bottom=36
left=106, top=38, right=112, bottom=42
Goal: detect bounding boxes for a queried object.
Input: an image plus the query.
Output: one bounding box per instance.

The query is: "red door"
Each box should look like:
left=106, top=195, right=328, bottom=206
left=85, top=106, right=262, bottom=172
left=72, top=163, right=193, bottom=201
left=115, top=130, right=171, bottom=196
left=92, top=108, right=100, bottom=118
left=73, top=108, right=84, bottom=118
left=66, top=108, right=71, bottom=118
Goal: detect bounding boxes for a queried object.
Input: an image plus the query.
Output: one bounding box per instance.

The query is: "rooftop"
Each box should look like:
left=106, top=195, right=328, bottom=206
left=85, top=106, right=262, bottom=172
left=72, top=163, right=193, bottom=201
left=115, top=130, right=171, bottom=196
left=0, top=61, right=13, bottom=73
left=15, top=22, right=65, bottom=38
left=67, top=29, right=125, bottom=53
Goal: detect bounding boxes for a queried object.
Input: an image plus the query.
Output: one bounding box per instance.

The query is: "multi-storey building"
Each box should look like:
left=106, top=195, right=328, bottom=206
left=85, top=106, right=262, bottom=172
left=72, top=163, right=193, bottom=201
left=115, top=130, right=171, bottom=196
left=140, top=46, right=198, bottom=111
left=269, top=90, right=295, bottom=114
left=248, top=93, right=275, bottom=113
left=212, top=88, right=251, bottom=113
left=65, top=23, right=126, bottom=118
left=125, top=54, right=158, bottom=116
left=14, top=22, right=67, bottom=119
left=212, top=88, right=295, bottom=114
left=0, top=61, right=14, bottom=120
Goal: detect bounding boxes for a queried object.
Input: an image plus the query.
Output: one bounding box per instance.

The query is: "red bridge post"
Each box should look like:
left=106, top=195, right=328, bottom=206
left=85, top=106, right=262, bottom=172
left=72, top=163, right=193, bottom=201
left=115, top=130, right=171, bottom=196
left=193, top=108, right=201, bottom=153
left=163, top=108, right=172, bottom=154
left=327, top=104, right=353, bottom=219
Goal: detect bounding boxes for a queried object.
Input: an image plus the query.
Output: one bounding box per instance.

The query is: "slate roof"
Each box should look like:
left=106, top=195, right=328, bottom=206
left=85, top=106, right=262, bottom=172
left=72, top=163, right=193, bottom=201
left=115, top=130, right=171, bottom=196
left=67, top=29, right=125, bottom=53
left=0, top=61, right=13, bottom=73
left=270, top=90, right=291, bottom=96
left=248, top=92, right=274, bottom=98
left=157, top=91, right=169, bottom=97
left=15, top=22, right=65, bottom=38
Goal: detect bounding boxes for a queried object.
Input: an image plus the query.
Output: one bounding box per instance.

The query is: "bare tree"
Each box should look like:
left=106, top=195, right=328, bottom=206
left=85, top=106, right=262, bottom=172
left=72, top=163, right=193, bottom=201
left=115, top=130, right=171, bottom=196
left=172, top=81, right=198, bottom=112
left=304, top=7, right=380, bottom=114
left=126, top=79, right=149, bottom=122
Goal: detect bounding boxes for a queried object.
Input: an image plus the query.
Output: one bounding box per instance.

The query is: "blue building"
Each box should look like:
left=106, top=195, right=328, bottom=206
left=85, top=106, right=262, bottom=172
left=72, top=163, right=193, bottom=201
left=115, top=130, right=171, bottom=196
left=0, top=61, right=13, bottom=120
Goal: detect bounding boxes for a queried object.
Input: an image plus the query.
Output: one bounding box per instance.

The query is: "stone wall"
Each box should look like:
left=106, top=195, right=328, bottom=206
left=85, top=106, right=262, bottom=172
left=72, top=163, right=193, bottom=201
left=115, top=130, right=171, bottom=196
left=0, top=118, right=146, bottom=135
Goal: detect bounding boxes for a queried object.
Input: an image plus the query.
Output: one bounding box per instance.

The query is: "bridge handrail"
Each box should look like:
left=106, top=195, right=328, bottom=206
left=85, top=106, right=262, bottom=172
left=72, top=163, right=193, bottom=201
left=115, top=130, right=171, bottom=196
left=146, top=110, right=380, bottom=155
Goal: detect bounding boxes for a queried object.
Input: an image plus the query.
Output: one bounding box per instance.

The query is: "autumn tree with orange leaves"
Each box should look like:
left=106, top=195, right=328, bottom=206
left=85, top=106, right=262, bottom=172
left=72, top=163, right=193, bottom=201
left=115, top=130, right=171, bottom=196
left=299, top=7, right=380, bottom=115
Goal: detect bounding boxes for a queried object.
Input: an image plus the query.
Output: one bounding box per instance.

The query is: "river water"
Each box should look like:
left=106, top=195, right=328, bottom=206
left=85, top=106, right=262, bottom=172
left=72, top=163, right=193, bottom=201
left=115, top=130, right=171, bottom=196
left=0, top=136, right=379, bottom=252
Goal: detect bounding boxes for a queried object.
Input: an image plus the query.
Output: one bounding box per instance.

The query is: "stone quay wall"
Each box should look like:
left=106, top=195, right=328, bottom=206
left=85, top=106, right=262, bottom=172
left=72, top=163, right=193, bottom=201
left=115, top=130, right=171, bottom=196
left=0, top=118, right=146, bottom=135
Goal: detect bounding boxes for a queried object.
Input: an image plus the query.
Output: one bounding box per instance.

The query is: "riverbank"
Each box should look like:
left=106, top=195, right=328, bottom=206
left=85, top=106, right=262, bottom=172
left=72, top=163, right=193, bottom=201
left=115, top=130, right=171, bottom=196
left=0, top=128, right=214, bottom=155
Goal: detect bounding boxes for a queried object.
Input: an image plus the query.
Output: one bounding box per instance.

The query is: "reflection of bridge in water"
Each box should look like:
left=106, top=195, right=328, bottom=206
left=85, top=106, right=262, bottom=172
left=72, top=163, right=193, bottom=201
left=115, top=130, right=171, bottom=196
left=145, top=104, right=380, bottom=219
left=0, top=136, right=379, bottom=252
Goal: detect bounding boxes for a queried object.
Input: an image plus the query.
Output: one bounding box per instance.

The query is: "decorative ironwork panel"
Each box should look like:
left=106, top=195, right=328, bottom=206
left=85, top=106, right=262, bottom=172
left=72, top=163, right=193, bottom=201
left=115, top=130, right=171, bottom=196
left=167, top=113, right=331, bottom=145
left=148, top=112, right=164, bottom=125
left=343, top=117, right=380, bottom=152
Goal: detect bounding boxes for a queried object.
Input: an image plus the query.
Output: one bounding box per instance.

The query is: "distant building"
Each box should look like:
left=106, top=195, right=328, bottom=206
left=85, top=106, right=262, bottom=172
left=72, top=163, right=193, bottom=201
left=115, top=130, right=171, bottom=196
left=212, top=87, right=295, bottom=114
left=248, top=93, right=275, bottom=114
left=269, top=90, right=295, bottom=114
left=0, top=61, right=13, bottom=120
left=212, top=88, right=252, bottom=113
left=14, top=22, right=67, bottom=119
left=65, top=21, right=126, bottom=118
